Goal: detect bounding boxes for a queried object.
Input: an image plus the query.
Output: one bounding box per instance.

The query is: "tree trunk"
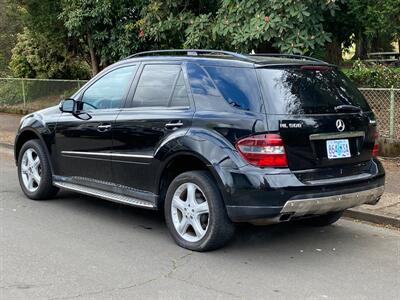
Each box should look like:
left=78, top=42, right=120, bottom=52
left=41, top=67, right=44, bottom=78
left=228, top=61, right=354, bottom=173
left=87, top=31, right=99, bottom=76
left=354, top=31, right=368, bottom=59
left=325, top=37, right=342, bottom=65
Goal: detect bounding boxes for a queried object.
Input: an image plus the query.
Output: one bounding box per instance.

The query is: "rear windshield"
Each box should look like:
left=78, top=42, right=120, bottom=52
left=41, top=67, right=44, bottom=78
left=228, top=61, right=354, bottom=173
left=257, top=67, right=371, bottom=114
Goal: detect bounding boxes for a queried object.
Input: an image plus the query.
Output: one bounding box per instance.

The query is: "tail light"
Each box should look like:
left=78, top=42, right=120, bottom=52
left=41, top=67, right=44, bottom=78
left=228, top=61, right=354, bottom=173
left=235, top=133, right=288, bottom=167
left=372, top=131, right=379, bottom=157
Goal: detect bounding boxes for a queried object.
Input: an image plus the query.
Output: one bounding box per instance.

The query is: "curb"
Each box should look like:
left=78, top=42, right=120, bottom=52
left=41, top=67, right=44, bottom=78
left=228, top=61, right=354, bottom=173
left=344, top=208, right=400, bottom=228
left=0, top=142, right=14, bottom=150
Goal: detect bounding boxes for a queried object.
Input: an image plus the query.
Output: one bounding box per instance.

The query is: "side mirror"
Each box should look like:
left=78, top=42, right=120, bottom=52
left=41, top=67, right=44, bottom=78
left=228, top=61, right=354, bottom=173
left=59, top=98, right=76, bottom=113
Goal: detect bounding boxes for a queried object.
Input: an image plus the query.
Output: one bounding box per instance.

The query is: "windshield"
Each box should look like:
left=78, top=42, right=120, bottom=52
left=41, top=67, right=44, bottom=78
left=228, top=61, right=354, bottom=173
left=257, top=67, right=371, bottom=114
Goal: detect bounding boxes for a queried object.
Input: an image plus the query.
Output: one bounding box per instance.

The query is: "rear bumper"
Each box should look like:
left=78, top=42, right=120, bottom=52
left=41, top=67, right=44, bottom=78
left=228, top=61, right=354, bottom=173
left=223, top=159, right=385, bottom=222
left=280, top=185, right=384, bottom=217
left=227, top=184, right=384, bottom=222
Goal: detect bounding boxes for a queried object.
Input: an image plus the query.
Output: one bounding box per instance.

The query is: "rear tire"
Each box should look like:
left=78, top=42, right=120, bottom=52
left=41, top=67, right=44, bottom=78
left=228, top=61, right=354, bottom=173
left=301, top=211, right=343, bottom=227
left=164, top=170, right=235, bottom=251
left=17, top=139, right=59, bottom=200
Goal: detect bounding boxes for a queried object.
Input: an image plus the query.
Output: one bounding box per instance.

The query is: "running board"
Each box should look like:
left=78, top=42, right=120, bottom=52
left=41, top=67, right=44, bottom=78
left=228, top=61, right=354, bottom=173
left=53, top=181, right=156, bottom=209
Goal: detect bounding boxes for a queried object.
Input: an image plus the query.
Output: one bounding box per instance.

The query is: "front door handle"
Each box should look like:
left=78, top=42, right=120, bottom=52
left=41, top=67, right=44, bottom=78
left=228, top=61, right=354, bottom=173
left=97, top=123, right=112, bottom=132
left=165, top=121, right=183, bottom=129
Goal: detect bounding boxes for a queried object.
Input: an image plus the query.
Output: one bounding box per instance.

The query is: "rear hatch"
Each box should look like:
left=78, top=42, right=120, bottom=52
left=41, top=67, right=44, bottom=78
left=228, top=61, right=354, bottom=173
left=257, top=65, right=377, bottom=181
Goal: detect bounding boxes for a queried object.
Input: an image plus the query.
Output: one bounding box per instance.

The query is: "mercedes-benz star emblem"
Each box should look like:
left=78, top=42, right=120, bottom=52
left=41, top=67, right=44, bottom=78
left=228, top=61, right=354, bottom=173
left=336, top=119, right=345, bottom=132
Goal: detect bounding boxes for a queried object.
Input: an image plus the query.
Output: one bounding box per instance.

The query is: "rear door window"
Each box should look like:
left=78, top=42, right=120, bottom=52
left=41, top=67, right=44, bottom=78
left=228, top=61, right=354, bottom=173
left=169, top=71, right=190, bottom=107
left=257, top=67, right=371, bottom=115
left=132, top=64, right=189, bottom=107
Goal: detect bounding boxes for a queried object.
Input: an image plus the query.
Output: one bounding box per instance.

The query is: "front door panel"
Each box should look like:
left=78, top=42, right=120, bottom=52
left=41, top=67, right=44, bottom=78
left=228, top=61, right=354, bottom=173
left=53, top=110, right=116, bottom=182
left=52, top=64, right=138, bottom=184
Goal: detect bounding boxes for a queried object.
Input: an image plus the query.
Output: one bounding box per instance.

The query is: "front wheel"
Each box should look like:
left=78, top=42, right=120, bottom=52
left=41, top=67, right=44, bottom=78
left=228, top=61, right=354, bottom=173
left=164, top=171, right=235, bottom=251
left=17, top=139, right=59, bottom=200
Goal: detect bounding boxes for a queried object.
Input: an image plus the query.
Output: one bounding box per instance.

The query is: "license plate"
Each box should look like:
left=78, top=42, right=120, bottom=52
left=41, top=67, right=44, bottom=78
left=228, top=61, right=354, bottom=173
left=326, top=139, right=351, bottom=159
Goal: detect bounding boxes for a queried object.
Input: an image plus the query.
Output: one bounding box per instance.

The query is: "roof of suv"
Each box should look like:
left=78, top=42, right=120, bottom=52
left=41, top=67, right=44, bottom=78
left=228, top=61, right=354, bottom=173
left=119, top=49, right=330, bottom=69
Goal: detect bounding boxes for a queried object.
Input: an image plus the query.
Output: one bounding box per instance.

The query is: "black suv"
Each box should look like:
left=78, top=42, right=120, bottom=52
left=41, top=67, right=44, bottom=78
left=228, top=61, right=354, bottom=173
left=15, top=50, right=385, bottom=251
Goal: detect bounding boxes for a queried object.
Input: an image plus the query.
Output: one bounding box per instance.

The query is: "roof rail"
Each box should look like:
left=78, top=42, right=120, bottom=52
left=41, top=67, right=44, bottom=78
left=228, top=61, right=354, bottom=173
left=125, top=49, right=254, bottom=62
left=124, top=49, right=328, bottom=64
left=249, top=53, right=327, bottom=64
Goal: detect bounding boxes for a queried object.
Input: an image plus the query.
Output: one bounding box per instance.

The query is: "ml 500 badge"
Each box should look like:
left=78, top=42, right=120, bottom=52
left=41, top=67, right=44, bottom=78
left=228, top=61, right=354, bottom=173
left=279, top=120, right=303, bottom=129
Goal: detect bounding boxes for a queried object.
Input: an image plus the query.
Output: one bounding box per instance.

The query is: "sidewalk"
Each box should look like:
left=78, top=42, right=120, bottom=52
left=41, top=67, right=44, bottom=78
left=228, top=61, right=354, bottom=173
left=0, top=112, right=399, bottom=227
left=344, top=158, right=400, bottom=227
left=0, top=112, right=20, bottom=146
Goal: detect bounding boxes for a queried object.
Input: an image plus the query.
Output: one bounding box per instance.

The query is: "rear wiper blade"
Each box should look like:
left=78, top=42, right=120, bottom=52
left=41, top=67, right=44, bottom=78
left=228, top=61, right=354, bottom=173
left=334, top=105, right=362, bottom=112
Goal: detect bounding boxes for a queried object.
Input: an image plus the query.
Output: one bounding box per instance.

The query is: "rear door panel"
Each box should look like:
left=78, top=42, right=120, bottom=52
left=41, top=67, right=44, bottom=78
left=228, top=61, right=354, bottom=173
left=111, top=62, right=194, bottom=194
left=112, top=108, right=193, bottom=193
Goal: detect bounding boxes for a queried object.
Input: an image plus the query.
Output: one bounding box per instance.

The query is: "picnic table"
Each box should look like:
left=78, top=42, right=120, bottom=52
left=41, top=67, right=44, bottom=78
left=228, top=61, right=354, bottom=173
left=365, top=52, right=400, bottom=66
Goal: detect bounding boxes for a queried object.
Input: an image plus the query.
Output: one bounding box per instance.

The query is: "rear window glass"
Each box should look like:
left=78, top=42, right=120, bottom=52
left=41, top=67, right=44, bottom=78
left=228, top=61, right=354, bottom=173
left=257, top=68, right=371, bottom=114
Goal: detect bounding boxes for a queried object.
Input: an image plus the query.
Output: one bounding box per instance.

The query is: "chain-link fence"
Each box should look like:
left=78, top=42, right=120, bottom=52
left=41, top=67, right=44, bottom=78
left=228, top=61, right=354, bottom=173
left=0, top=78, right=399, bottom=141
left=359, top=88, right=399, bottom=141
left=0, top=78, right=87, bottom=114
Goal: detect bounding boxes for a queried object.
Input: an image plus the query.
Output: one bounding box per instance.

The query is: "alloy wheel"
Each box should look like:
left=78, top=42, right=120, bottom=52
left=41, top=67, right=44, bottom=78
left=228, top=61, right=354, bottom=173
left=171, top=182, right=210, bottom=242
left=21, top=148, right=41, bottom=192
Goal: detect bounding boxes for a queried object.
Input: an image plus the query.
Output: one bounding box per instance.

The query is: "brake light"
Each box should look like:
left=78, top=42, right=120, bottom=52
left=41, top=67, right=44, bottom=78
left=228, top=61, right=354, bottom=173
left=300, top=65, right=331, bottom=71
left=235, top=134, right=288, bottom=167
left=372, top=131, right=379, bottom=157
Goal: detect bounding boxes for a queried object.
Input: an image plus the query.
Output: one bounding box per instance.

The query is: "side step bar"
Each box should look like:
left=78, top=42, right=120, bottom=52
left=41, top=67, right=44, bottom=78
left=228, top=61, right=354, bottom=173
left=53, top=181, right=156, bottom=209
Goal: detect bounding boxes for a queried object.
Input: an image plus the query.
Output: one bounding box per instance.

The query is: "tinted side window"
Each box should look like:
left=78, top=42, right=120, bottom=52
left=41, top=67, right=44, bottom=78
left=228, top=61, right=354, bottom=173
left=132, top=64, right=184, bottom=107
left=187, top=63, right=219, bottom=96
left=81, top=66, right=136, bottom=110
left=186, top=63, right=228, bottom=111
left=204, top=66, right=261, bottom=111
left=169, top=71, right=189, bottom=107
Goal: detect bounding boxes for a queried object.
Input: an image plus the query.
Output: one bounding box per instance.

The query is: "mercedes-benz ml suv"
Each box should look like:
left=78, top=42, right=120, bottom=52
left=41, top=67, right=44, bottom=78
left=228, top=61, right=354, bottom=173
left=14, top=50, right=385, bottom=251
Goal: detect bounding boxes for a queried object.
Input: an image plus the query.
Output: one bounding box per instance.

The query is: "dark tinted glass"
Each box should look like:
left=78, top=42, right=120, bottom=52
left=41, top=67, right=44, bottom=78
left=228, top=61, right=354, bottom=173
left=132, top=64, right=181, bottom=107
left=169, top=71, right=189, bottom=107
left=186, top=63, right=219, bottom=96
left=205, top=66, right=261, bottom=111
left=257, top=68, right=371, bottom=114
left=82, top=66, right=136, bottom=110
left=187, top=62, right=227, bottom=111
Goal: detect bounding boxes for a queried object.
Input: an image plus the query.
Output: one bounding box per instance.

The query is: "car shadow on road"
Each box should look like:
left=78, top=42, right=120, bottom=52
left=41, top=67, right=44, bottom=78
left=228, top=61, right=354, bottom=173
left=52, top=190, right=378, bottom=256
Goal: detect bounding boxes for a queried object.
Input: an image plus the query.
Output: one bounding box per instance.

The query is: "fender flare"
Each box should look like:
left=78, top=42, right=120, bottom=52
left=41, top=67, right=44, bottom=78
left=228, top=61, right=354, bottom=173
left=15, top=127, right=55, bottom=174
left=154, top=128, right=246, bottom=204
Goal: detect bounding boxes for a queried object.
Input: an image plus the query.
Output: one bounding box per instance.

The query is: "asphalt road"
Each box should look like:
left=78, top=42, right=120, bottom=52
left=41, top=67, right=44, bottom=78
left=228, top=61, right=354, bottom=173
left=1, top=147, right=399, bottom=300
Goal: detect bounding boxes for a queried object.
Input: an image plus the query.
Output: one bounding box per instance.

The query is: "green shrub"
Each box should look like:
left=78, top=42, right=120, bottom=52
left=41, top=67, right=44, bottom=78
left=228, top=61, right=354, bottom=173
left=10, top=28, right=91, bottom=80
left=343, top=60, right=400, bottom=88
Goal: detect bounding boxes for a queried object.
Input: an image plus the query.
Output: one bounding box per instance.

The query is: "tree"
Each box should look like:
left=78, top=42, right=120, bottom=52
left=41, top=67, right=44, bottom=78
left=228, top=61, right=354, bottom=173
left=9, top=0, right=90, bottom=78
left=321, top=1, right=357, bottom=64
left=10, top=28, right=90, bottom=79
left=137, top=0, right=340, bottom=55
left=0, top=0, right=23, bottom=75
left=60, top=0, right=145, bottom=75
left=348, top=0, right=400, bottom=58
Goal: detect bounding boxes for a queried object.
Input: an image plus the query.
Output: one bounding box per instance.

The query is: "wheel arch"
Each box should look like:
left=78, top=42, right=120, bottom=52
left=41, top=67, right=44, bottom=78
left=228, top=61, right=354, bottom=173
left=14, top=129, right=53, bottom=172
left=156, top=151, right=229, bottom=209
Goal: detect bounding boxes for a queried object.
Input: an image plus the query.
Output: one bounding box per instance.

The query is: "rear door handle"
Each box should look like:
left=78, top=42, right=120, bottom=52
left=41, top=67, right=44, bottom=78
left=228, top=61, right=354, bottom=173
left=97, top=123, right=112, bottom=132
left=165, top=121, right=183, bottom=129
